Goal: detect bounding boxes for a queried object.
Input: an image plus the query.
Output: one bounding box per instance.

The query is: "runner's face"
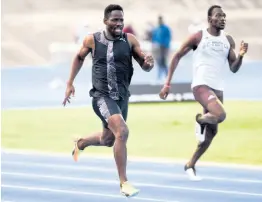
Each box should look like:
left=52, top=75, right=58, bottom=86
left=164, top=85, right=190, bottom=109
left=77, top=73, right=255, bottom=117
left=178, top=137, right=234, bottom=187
left=104, top=10, right=124, bottom=37
left=209, top=8, right=226, bottom=30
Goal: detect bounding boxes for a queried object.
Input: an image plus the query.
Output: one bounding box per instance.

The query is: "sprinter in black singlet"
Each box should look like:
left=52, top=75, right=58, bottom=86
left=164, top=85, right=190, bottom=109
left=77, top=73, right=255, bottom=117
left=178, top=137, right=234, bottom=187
left=62, top=4, right=154, bottom=197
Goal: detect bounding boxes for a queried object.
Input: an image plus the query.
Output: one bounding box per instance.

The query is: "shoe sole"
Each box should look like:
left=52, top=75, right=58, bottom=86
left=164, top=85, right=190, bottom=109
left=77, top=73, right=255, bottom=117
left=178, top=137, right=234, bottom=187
left=72, top=141, right=79, bottom=162
left=189, top=177, right=202, bottom=181
left=121, top=190, right=140, bottom=198
left=195, top=122, right=206, bottom=142
left=185, top=169, right=202, bottom=181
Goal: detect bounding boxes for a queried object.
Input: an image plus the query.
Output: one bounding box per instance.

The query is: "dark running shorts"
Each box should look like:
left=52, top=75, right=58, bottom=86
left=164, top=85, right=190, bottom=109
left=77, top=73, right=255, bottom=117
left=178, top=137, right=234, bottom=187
left=192, top=85, right=224, bottom=114
left=92, top=96, right=129, bottom=128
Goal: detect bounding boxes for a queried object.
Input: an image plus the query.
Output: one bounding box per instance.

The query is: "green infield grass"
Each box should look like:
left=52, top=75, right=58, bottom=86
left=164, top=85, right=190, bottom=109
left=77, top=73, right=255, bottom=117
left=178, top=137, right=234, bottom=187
left=2, top=101, right=262, bottom=165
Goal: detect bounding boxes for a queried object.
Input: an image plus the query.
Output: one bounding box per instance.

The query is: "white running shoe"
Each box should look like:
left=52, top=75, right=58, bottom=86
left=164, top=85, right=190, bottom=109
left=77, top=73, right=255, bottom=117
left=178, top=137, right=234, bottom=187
left=184, top=165, right=202, bottom=181
left=195, top=121, right=206, bottom=143
left=120, top=181, right=140, bottom=198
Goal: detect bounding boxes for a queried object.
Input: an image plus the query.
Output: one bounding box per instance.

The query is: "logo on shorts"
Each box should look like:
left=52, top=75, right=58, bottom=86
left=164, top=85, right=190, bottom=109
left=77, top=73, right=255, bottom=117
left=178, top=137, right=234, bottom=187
left=208, top=95, right=216, bottom=100
left=97, top=98, right=110, bottom=122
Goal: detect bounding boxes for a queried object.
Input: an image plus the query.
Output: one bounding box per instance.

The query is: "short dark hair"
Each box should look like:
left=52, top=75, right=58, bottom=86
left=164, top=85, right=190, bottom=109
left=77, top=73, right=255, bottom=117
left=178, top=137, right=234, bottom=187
left=104, top=4, right=123, bottom=19
left=208, top=5, right=221, bottom=17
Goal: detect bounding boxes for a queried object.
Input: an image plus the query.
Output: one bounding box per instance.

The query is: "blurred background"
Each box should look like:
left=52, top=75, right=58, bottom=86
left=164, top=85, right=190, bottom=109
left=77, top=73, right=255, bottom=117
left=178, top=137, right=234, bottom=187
left=2, top=0, right=262, bottom=109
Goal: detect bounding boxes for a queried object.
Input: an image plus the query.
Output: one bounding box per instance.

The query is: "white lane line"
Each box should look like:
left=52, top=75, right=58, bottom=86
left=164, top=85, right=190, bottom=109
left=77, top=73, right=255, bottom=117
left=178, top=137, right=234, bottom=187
left=2, top=201, right=15, bottom=202
left=2, top=161, right=262, bottom=184
left=1, top=104, right=90, bottom=111
left=1, top=184, right=179, bottom=202
left=2, top=172, right=262, bottom=197
left=2, top=148, right=262, bottom=170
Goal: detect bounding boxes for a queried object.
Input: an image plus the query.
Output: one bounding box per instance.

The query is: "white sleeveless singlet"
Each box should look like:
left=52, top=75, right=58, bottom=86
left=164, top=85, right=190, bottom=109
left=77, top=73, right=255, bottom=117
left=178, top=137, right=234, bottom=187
left=191, top=29, right=230, bottom=91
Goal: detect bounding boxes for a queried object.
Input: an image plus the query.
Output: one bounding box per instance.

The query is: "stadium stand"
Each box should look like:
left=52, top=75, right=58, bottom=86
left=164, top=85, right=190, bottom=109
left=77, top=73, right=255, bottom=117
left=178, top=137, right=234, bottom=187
left=2, top=0, right=262, bottom=66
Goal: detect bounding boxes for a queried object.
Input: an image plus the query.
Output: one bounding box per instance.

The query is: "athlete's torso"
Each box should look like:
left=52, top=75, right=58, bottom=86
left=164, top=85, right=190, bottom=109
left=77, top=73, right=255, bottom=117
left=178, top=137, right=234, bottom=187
left=90, top=31, right=134, bottom=100
left=191, top=29, right=230, bottom=91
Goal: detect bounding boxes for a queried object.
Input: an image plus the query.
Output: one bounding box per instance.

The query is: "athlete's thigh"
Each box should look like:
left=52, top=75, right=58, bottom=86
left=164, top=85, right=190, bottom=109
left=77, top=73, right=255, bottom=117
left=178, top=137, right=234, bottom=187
left=215, top=89, right=224, bottom=104
left=203, top=88, right=224, bottom=114
left=104, top=98, right=129, bottom=138
left=193, top=85, right=225, bottom=116
left=92, top=96, right=122, bottom=128
left=202, top=88, right=224, bottom=136
left=107, top=114, right=128, bottom=138
left=92, top=96, right=127, bottom=137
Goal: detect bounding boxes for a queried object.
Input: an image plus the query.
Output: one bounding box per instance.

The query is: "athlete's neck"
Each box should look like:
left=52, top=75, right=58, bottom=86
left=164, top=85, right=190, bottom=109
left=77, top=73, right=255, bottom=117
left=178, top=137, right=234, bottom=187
left=207, top=27, right=221, bottom=36
left=104, top=30, right=120, bottom=41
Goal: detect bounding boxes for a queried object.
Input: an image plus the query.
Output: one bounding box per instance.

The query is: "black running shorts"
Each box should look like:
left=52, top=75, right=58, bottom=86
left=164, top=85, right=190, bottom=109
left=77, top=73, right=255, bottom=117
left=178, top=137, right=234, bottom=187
left=92, top=96, right=129, bottom=128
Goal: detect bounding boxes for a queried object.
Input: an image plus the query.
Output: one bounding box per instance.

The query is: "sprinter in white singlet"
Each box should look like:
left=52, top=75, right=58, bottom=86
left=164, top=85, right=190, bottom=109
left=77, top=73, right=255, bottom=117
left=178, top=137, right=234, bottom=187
left=159, top=5, right=248, bottom=180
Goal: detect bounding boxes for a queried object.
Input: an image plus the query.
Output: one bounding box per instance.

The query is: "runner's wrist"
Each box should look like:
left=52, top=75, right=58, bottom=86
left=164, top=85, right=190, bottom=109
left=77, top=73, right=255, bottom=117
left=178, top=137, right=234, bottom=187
left=67, top=81, right=74, bottom=86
